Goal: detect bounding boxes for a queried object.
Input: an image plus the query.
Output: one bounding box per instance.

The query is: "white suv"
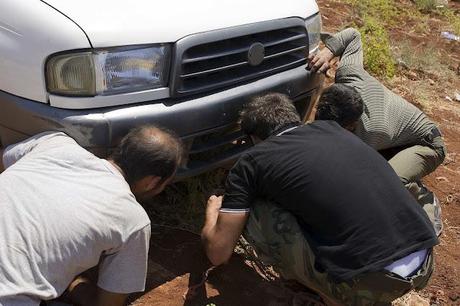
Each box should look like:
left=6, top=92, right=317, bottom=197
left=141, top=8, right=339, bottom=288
left=0, top=0, right=323, bottom=177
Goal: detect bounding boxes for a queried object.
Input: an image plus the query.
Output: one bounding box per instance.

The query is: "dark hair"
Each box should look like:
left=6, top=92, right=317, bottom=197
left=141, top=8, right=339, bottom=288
left=111, top=125, right=183, bottom=184
left=315, top=84, right=364, bottom=127
left=240, top=93, right=301, bottom=140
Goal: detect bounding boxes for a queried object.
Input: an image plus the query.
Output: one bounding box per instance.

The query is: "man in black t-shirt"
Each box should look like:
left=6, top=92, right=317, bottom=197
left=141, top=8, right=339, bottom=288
left=201, top=93, right=438, bottom=305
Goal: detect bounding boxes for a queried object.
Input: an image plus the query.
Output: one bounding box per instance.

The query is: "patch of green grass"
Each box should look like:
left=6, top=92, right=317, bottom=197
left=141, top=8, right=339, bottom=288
left=345, top=0, right=397, bottom=78
left=395, top=42, right=441, bottom=73
left=347, top=0, right=397, bottom=24
left=145, top=169, right=227, bottom=233
left=411, top=0, right=460, bottom=35
left=413, top=17, right=430, bottom=34
left=390, top=40, right=455, bottom=112
left=357, top=16, right=396, bottom=78
left=414, top=0, right=438, bottom=13
left=440, top=8, right=460, bottom=35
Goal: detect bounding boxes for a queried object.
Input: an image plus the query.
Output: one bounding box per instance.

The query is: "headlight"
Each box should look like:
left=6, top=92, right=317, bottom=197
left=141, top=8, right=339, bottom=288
left=305, top=14, right=322, bottom=53
left=46, top=45, right=170, bottom=96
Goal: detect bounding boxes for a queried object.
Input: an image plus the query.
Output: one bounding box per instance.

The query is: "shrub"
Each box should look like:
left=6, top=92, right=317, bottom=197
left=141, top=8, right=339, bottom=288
left=146, top=169, right=226, bottom=233
left=414, top=0, right=438, bottom=13
left=441, top=9, right=460, bottom=35
left=358, top=17, right=396, bottom=78
left=345, top=0, right=397, bottom=79
left=347, top=0, right=396, bottom=24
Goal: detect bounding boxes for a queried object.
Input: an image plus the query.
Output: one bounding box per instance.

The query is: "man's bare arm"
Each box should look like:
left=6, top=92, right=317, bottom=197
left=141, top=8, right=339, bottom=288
left=201, top=195, right=249, bottom=266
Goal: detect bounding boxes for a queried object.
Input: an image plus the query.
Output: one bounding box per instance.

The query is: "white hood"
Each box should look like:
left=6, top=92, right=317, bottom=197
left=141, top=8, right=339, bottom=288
left=42, top=0, right=319, bottom=47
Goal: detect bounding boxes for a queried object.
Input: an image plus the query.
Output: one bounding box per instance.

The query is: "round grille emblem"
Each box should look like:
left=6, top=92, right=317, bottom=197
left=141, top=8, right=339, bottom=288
left=247, top=42, right=265, bottom=66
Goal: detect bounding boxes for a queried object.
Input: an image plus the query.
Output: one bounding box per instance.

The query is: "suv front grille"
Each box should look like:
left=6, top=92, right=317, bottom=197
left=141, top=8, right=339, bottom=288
left=173, top=20, right=308, bottom=96
left=176, top=123, right=251, bottom=178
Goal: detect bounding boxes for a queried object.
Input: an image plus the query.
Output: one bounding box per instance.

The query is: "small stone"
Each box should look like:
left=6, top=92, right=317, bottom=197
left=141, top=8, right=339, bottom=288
left=436, top=176, right=449, bottom=182
left=428, top=79, right=435, bottom=86
left=407, top=293, right=430, bottom=306
left=407, top=71, right=418, bottom=80
left=454, top=91, right=460, bottom=102
left=445, top=96, right=453, bottom=102
left=449, top=293, right=459, bottom=301
left=397, top=59, right=409, bottom=69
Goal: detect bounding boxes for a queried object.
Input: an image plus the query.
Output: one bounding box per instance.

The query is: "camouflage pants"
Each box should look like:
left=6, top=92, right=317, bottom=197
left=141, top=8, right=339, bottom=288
left=243, top=201, right=434, bottom=306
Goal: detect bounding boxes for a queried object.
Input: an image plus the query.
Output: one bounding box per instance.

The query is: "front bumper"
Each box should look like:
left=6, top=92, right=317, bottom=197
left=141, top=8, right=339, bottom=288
left=0, top=65, right=323, bottom=177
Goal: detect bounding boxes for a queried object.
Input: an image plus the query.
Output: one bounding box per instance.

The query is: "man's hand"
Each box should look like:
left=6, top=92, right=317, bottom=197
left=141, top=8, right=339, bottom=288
left=307, top=48, right=335, bottom=74
left=202, top=195, right=223, bottom=247
left=205, top=195, right=223, bottom=222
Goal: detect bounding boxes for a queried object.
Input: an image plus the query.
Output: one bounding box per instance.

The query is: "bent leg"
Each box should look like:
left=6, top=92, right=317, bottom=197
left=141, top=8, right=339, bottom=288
left=243, top=201, right=434, bottom=305
left=242, top=201, right=378, bottom=305
left=388, top=144, right=444, bottom=235
left=242, top=200, right=318, bottom=284
left=242, top=201, right=346, bottom=305
left=388, top=145, right=443, bottom=185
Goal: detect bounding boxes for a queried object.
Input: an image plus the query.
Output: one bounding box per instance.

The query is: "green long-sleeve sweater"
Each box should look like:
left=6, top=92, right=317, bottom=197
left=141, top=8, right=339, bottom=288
left=323, top=28, right=436, bottom=151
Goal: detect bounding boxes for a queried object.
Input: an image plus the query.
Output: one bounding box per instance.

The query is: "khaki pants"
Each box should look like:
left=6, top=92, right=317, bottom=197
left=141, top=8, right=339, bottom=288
left=243, top=201, right=434, bottom=306
left=387, top=136, right=446, bottom=185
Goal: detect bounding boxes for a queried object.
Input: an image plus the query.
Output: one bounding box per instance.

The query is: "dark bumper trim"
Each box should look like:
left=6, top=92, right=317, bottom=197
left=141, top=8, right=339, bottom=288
left=0, top=65, right=323, bottom=177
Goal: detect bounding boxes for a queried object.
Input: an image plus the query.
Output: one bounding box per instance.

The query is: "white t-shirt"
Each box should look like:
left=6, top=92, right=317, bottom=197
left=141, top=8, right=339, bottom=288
left=0, top=132, right=151, bottom=305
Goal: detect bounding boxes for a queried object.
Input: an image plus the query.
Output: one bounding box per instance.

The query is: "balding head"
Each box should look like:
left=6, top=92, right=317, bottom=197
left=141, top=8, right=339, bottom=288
left=111, top=125, right=183, bottom=185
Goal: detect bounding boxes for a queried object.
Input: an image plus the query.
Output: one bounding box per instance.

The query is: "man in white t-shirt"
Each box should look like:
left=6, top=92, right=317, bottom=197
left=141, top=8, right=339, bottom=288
left=0, top=125, right=183, bottom=306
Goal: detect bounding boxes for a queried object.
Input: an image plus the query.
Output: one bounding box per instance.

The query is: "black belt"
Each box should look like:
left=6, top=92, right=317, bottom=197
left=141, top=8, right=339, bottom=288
left=430, top=127, right=442, bottom=138
left=424, top=127, right=442, bottom=143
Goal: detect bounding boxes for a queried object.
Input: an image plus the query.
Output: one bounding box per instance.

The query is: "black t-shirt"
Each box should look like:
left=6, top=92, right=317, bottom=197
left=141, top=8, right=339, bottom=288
left=222, top=121, right=438, bottom=282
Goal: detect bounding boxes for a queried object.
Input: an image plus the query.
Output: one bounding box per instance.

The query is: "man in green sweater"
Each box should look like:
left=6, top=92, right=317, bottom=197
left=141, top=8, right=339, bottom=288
left=310, top=28, right=445, bottom=235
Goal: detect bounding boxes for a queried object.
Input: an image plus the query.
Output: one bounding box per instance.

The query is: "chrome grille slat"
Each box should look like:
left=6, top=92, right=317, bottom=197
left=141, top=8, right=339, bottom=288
left=265, top=45, right=307, bottom=59
left=181, top=60, right=247, bottom=78
left=264, top=33, right=307, bottom=48
left=182, top=46, right=251, bottom=64
left=172, top=19, right=309, bottom=96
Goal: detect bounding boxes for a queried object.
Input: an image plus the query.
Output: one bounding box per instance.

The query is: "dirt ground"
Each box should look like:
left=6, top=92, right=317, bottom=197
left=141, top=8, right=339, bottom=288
left=131, top=1, right=460, bottom=305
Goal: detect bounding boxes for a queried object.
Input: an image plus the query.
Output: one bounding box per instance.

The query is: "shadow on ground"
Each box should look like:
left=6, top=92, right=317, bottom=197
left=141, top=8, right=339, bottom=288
left=128, top=227, right=297, bottom=306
